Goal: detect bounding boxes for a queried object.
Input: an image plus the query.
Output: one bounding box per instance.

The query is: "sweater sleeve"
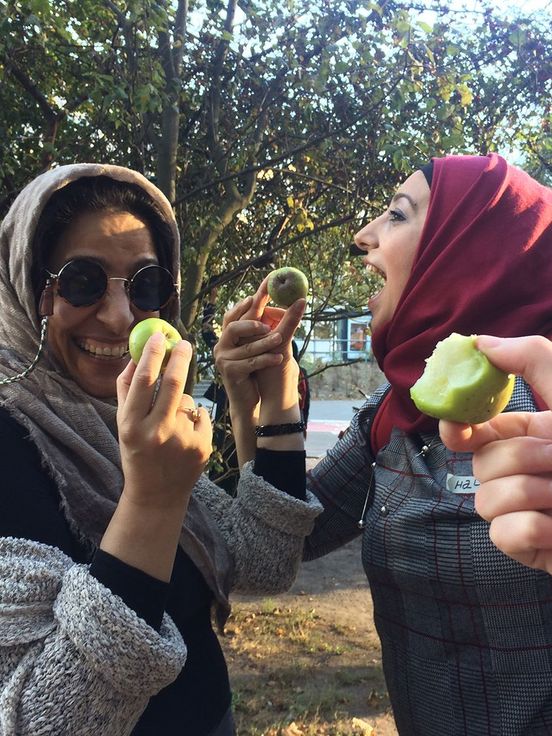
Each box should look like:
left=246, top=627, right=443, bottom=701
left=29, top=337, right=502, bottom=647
left=192, top=466, right=323, bottom=594
left=0, top=537, right=186, bottom=736
left=89, top=550, right=170, bottom=631
left=0, top=408, right=171, bottom=629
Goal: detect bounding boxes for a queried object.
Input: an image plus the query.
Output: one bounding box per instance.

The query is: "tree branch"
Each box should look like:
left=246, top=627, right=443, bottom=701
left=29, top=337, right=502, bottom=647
left=1, top=54, right=57, bottom=120
left=180, top=212, right=356, bottom=308
left=174, top=71, right=403, bottom=206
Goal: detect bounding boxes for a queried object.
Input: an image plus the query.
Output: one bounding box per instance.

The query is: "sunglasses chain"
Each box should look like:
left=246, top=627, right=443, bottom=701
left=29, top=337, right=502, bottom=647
left=0, top=316, right=48, bottom=386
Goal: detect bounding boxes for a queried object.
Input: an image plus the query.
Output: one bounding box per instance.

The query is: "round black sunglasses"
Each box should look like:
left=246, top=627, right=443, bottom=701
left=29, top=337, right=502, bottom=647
left=45, top=258, right=178, bottom=312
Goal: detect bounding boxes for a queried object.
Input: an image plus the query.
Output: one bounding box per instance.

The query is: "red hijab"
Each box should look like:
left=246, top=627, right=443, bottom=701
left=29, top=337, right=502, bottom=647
left=370, top=153, right=552, bottom=451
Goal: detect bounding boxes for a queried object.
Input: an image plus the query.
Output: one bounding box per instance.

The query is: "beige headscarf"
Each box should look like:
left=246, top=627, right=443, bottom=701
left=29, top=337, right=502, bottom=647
left=0, top=164, right=232, bottom=625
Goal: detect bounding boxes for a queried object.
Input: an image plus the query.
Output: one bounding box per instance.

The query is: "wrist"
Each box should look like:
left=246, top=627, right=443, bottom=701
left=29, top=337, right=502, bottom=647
left=100, top=493, right=188, bottom=582
left=257, top=432, right=305, bottom=451
left=258, top=405, right=301, bottom=425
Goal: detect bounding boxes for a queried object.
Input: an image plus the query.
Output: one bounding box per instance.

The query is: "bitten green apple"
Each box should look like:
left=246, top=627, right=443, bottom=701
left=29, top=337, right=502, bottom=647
left=410, top=333, right=515, bottom=424
left=267, top=267, right=308, bottom=307
left=128, top=317, right=182, bottom=370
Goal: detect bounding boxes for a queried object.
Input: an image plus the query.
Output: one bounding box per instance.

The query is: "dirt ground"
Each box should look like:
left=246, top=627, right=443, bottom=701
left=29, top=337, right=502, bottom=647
left=221, top=529, right=398, bottom=735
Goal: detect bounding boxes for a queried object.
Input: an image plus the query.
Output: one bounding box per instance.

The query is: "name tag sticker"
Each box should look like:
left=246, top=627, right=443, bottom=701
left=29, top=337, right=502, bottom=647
left=446, top=474, right=480, bottom=494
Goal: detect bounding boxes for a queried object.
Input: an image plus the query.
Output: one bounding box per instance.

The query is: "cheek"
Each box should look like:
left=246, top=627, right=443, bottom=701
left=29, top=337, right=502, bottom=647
left=48, top=299, right=86, bottom=345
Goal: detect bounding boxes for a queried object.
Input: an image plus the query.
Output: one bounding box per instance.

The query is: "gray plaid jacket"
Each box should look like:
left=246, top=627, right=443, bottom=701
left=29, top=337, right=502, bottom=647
left=305, top=379, right=552, bottom=736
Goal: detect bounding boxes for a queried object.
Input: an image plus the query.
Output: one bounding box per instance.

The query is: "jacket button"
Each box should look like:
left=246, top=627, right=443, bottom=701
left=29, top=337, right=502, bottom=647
left=380, top=505, right=389, bottom=516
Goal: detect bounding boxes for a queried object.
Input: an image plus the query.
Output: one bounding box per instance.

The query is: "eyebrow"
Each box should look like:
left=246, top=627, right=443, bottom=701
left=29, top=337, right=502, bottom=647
left=391, top=192, right=417, bottom=209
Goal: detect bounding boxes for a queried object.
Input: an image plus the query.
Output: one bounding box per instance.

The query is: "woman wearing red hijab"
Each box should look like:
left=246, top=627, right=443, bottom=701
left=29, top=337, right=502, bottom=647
left=215, top=153, right=552, bottom=735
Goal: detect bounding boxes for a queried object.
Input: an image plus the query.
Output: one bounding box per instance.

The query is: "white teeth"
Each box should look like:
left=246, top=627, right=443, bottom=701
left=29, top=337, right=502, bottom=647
left=367, top=263, right=386, bottom=280
left=78, top=341, right=128, bottom=358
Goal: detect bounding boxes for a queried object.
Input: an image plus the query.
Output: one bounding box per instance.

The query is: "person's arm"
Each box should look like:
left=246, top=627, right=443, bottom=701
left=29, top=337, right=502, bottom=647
left=440, top=334, right=552, bottom=574
left=100, top=333, right=212, bottom=583
left=0, top=536, right=186, bottom=735
left=0, top=408, right=170, bottom=629
left=214, top=284, right=306, bottom=466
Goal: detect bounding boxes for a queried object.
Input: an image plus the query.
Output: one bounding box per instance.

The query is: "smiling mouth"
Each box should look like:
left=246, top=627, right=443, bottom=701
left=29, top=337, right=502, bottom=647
left=76, top=340, right=129, bottom=359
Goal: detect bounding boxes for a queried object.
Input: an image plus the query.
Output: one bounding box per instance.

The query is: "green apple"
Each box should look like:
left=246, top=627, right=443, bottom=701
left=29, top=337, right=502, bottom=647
left=410, top=333, right=515, bottom=424
left=128, top=317, right=182, bottom=370
left=267, top=267, right=308, bottom=307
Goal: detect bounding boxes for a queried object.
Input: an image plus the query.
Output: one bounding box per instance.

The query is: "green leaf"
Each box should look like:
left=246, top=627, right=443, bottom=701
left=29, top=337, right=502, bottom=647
left=417, top=21, right=433, bottom=34
left=457, top=83, right=473, bottom=107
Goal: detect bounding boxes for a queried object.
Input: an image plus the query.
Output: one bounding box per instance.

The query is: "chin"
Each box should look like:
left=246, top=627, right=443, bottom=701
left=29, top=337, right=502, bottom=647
left=70, top=367, right=120, bottom=400
left=80, top=382, right=118, bottom=400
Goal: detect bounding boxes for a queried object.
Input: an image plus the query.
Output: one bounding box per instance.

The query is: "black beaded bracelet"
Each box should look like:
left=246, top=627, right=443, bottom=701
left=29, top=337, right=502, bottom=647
left=255, top=421, right=306, bottom=437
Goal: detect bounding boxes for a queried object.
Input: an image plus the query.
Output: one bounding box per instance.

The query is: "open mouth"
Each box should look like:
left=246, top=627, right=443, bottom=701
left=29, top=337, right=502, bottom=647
left=365, top=262, right=386, bottom=298
left=76, top=339, right=129, bottom=360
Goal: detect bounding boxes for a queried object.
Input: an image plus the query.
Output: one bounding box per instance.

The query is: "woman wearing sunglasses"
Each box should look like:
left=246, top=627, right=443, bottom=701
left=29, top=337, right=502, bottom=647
left=0, top=164, right=321, bottom=735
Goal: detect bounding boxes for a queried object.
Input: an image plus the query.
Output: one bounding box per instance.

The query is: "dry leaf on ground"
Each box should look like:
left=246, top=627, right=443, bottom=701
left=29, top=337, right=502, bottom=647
left=352, top=717, right=376, bottom=734
left=282, top=723, right=304, bottom=736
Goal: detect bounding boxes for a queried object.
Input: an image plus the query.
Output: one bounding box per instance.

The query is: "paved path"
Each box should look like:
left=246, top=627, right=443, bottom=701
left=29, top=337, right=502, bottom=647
left=194, top=383, right=363, bottom=459
left=305, top=399, right=360, bottom=457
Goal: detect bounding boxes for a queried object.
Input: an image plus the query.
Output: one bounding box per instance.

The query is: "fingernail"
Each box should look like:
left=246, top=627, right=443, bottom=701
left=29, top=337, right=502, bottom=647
left=476, top=335, right=502, bottom=350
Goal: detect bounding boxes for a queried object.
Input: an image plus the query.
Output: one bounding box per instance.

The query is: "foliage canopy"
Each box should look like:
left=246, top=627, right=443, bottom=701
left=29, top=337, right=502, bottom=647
left=1, top=0, right=551, bottom=341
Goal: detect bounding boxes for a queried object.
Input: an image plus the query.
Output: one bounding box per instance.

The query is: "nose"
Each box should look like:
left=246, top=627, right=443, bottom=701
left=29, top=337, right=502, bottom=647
left=354, top=216, right=379, bottom=252
left=94, top=279, right=135, bottom=332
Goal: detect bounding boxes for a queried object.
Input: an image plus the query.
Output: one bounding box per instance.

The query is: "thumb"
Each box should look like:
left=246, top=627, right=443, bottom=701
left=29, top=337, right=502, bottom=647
left=476, top=335, right=552, bottom=410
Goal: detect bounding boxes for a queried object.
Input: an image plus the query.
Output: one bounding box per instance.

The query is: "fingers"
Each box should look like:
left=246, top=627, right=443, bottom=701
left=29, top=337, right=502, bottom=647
left=439, top=410, right=537, bottom=453
left=216, top=319, right=272, bottom=349
left=249, top=277, right=270, bottom=320
left=221, top=353, right=284, bottom=383
left=150, top=339, right=194, bottom=419
left=177, top=400, right=213, bottom=451
left=116, top=358, right=137, bottom=407
left=487, top=511, right=552, bottom=572
left=472, top=435, right=552, bottom=483
left=476, top=335, right=552, bottom=408
left=222, top=296, right=253, bottom=329
left=475, top=473, right=552, bottom=521
left=441, top=409, right=552, bottom=459
left=269, top=298, right=306, bottom=342
left=119, top=332, right=169, bottom=418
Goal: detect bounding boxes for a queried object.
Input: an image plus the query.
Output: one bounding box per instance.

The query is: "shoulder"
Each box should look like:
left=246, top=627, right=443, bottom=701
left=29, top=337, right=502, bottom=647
left=356, top=382, right=391, bottom=425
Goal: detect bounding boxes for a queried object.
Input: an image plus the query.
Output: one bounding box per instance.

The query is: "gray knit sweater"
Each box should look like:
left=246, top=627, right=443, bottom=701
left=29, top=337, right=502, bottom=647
left=0, top=463, right=322, bottom=735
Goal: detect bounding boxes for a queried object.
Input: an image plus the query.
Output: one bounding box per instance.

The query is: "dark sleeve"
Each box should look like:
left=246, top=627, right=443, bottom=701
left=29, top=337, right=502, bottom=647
left=90, top=549, right=170, bottom=631
left=0, top=408, right=169, bottom=629
left=253, top=448, right=306, bottom=500
left=0, top=408, right=87, bottom=560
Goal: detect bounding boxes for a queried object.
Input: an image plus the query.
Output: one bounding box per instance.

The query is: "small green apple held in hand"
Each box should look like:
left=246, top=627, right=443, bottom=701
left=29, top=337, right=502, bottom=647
left=410, top=333, right=515, bottom=424
left=129, top=317, right=182, bottom=370
left=267, top=267, right=308, bottom=307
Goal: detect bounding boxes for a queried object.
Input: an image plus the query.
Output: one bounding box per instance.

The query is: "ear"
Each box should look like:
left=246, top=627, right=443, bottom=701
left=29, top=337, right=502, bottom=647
left=39, top=281, right=54, bottom=317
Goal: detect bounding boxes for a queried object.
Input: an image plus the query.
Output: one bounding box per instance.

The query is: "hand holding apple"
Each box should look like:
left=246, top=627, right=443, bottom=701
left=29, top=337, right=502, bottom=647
left=438, top=335, right=552, bottom=574
left=117, top=330, right=212, bottom=511
left=107, top=332, right=212, bottom=582
left=129, top=317, right=182, bottom=371
left=410, top=332, right=515, bottom=424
